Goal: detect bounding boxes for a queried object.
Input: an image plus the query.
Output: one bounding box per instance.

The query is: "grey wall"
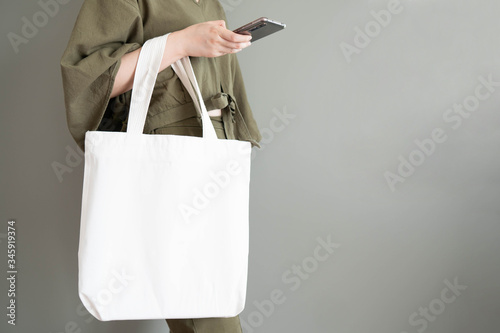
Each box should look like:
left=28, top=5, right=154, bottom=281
left=1, top=0, right=499, bottom=332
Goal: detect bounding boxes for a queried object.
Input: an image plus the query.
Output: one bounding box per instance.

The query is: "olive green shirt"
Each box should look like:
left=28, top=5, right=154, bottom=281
left=60, top=0, right=262, bottom=152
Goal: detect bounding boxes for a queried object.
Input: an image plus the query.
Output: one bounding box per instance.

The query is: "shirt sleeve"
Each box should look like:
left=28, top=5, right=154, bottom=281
left=231, top=54, right=263, bottom=146
left=60, top=0, right=143, bottom=152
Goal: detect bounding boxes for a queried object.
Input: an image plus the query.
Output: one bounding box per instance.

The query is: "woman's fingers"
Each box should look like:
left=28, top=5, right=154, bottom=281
left=216, top=26, right=252, bottom=54
left=217, top=45, right=244, bottom=55
left=218, top=26, right=252, bottom=44
left=218, top=39, right=252, bottom=53
left=180, top=20, right=253, bottom=58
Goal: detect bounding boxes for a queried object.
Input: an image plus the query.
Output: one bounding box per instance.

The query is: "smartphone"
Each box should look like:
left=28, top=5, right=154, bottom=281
left=233, top=17, right=286, bottom=42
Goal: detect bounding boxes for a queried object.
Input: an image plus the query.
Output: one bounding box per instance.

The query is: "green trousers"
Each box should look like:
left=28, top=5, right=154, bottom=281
left=153, top=114, right=243, bottom=333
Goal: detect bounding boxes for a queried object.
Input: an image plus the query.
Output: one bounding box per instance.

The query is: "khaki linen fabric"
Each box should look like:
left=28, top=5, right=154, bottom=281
left=60, top=0, right=262, bottom=152
left=166, top=314, right=243, bottom=333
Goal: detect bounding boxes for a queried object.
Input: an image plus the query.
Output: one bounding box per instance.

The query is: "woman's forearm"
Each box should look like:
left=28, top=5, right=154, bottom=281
left=110, top=21, right=252, bottom=98
left=110, top=30, right=186, bottom=98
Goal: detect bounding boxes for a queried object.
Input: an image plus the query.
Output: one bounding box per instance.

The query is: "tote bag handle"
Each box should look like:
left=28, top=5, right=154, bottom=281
left=126, top=33, right=218, bottom=139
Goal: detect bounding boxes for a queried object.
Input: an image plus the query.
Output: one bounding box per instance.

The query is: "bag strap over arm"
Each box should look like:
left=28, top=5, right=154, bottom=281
left=126, top=33, right=217, bottom=139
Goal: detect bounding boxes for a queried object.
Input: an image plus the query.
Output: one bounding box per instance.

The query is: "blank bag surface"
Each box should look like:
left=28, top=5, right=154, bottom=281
left=77, top=34, right=252, bottom=321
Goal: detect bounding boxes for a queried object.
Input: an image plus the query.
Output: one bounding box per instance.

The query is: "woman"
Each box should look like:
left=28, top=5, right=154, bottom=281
left=60, top=0, right=262, bottom=332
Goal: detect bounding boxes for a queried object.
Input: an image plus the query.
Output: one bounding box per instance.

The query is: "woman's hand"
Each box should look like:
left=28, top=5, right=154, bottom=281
left=111, top=20, right=250, bottom=98
left=173, top=20, right=252, bottom=58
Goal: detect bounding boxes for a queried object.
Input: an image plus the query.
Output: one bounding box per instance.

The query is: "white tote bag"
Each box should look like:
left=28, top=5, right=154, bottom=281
left=78, top=33, right=252, bottom=321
